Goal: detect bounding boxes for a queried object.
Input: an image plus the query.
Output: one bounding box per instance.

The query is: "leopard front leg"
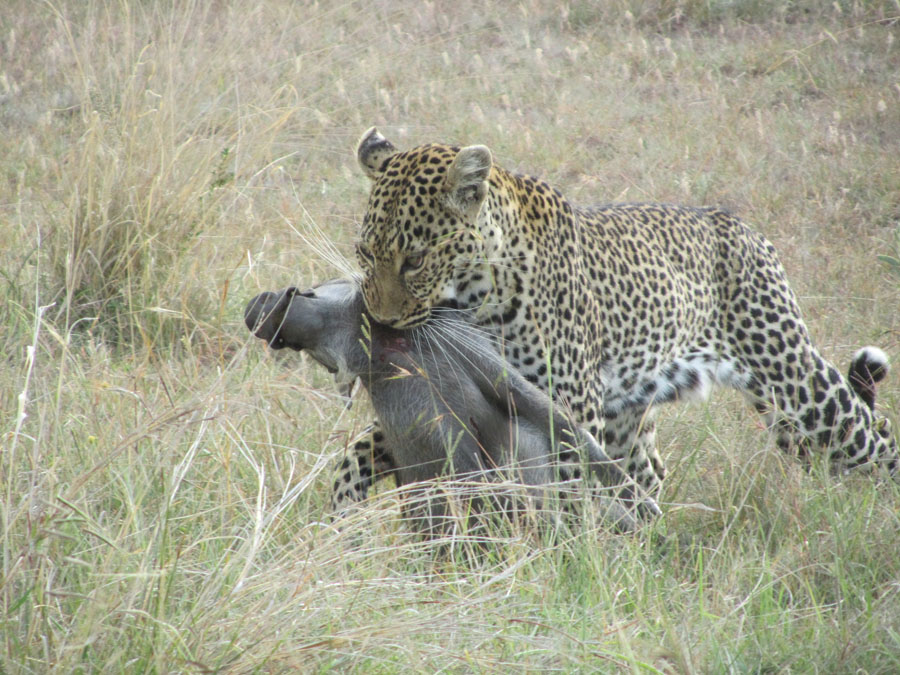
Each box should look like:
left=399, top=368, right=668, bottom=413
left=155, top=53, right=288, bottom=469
left=601, top=405, right=666, bottom=496
left=329, top=421, right=396, bottom=516
left=553, top=388, right=663, bottom=522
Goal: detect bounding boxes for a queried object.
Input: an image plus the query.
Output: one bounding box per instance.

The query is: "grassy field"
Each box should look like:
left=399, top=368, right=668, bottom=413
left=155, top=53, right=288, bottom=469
left=3, top=0, right=900, bottom=671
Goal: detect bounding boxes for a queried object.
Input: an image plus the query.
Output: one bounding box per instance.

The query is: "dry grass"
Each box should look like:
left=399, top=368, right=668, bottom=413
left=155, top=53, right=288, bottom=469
left=3, top=0, right=900, bottom=671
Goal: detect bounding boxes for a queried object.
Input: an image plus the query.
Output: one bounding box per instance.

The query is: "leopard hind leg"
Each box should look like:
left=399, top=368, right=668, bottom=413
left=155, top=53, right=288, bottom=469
left=736, top=338, right=898, bottom=476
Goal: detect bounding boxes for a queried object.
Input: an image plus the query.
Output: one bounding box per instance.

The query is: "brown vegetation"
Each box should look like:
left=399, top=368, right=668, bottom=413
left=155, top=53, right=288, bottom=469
left=2, top=1, right=899, bottom=671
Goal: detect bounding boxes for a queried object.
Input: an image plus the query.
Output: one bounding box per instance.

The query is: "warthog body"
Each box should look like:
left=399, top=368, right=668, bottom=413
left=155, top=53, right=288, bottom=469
left=245, top=278, right=659, bottom=533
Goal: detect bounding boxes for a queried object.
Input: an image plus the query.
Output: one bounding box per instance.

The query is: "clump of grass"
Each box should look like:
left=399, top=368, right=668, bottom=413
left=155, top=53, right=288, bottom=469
left=42, top=109, right=228, bottom=345
left=25, top=2, right=261, bottom=350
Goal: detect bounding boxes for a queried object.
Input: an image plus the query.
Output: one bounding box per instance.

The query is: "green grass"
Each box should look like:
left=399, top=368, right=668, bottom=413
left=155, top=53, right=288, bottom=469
left=2, top=0, right=900, bottom=671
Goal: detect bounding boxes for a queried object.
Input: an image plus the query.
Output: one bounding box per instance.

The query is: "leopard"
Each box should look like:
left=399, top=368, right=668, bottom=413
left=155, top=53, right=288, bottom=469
left=244, top=278, right=658, bottom=533
left=328, top=126, right=898, bottom=519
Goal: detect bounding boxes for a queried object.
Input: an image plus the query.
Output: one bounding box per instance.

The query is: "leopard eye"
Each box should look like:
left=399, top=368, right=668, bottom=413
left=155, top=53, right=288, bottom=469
left=401, top=252, right=426, bottom=274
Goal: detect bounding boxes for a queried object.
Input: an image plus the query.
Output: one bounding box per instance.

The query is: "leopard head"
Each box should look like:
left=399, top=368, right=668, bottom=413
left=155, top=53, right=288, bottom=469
left=355, top=127, right=492, bottom=328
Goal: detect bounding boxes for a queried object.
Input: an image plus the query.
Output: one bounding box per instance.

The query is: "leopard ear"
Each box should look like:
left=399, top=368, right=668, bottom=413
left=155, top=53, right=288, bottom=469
left=443, top=145, right=492, bottom=218
left=356, top=127, right=398, bottom=180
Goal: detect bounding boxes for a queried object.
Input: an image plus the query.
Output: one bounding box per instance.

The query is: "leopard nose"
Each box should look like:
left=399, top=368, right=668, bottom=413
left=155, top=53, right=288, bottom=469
left=370, top=311, right=408, bottom=328
left=365, top=306, right=398, bottom=324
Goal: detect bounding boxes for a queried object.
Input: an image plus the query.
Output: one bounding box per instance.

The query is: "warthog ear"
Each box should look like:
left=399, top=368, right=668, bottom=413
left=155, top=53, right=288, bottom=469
left=443, top=145, right=492, bottom=219
left=356, top=127, right=398, bottom=180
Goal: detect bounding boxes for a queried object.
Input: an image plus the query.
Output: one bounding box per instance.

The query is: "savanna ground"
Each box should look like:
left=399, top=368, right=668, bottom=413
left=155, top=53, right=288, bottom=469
left=2, top=0, right=900, bottom=671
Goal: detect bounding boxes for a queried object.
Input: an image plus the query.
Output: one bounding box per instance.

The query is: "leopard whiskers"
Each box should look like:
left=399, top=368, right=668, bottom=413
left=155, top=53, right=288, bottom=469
left=426, top=315, right=497, bottom=355
left=419, top=320, right=499, bottom=389
left=429, top=308, right=525, bottom=352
